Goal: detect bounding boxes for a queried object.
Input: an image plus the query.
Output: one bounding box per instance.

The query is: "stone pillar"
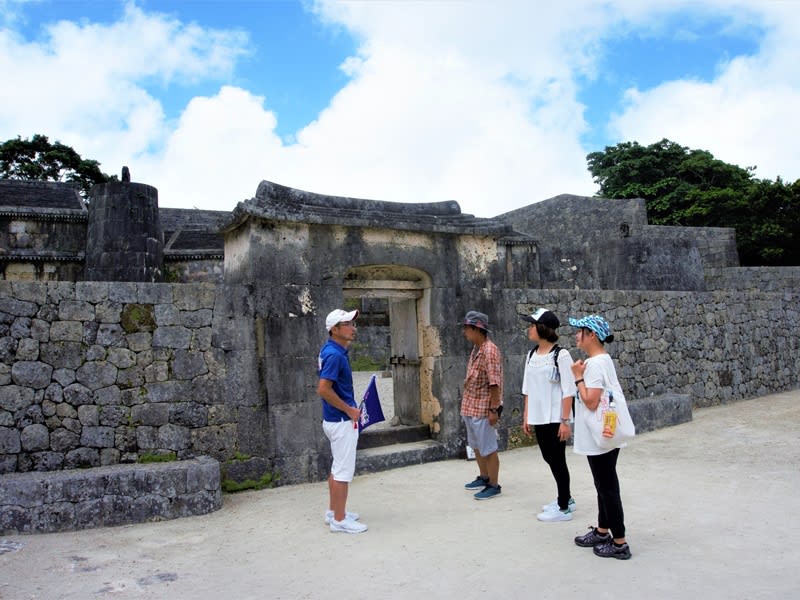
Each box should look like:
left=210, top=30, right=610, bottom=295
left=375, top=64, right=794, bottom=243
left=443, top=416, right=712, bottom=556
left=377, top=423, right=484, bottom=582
left=85, top=169, right=164, bottom=282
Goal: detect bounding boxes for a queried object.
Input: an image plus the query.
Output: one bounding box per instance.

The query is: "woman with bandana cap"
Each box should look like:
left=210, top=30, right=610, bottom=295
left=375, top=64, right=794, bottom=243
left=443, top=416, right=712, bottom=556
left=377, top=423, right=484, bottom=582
left=570, top=314, right=632, bottom=560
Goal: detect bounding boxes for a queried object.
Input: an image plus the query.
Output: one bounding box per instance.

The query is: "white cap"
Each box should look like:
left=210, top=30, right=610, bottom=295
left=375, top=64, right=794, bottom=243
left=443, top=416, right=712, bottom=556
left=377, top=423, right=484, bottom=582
left=325, top=309, right=359, bottom=331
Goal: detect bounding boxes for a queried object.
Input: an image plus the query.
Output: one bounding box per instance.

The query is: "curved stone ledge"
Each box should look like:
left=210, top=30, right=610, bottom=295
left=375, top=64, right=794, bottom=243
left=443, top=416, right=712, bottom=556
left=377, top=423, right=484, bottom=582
left=628, top=393, right=693, bottom=433
left=0, top=456, right=221, bottom=535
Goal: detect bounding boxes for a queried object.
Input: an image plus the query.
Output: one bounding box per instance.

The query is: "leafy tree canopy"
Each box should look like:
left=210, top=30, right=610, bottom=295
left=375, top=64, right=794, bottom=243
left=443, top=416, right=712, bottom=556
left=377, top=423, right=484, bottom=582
left=586, top=139, right=800, bottom=266
left=0, top=134, right=113, bottom=200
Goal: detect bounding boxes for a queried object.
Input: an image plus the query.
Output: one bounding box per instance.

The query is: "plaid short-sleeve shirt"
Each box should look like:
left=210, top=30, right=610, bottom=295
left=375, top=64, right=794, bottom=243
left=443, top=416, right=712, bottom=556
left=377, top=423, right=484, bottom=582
left=460, top=338, right=503, bottom=418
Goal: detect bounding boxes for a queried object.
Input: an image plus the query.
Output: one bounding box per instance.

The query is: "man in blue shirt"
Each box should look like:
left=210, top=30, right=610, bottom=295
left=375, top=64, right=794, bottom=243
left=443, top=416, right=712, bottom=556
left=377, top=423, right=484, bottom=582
left=318, top=308, right=368, bottom=534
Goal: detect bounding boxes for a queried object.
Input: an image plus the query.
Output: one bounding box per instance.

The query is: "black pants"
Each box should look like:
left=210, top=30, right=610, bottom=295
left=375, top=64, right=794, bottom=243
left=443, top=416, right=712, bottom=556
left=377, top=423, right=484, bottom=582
left=587, top=448, right=625, bottom=539
left=534, top=423, right=571, bottom=510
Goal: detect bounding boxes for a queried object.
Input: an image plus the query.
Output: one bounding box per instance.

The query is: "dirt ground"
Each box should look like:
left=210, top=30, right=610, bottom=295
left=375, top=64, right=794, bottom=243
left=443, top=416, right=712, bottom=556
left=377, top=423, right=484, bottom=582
left=2, top=389, right=799, bottom=600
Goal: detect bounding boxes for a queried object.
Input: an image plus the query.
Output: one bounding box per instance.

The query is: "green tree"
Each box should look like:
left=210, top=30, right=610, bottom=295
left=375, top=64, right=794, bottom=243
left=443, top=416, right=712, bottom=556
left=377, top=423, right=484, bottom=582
left=586, top=139, right=800, bottom=266
left=0, top=134, right=113, bottom=200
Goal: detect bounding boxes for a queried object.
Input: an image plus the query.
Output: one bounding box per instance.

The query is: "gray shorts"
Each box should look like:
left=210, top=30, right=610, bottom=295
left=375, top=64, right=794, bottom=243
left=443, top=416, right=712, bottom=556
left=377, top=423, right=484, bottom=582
left=462, top=415, right=498, bottom=456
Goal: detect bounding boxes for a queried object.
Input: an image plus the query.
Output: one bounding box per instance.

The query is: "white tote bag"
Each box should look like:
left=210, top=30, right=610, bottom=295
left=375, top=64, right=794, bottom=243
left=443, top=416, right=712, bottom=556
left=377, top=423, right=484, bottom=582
left=590, top=388, right=635, bottom=450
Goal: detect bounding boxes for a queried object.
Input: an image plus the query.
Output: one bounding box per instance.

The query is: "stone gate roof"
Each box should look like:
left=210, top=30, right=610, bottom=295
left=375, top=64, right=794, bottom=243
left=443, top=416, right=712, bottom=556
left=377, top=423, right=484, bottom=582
left=160, top=208, right=228, bottom=260
left=0, top=180, right=87, bottom=221
left=223, top=180, right=533, bottom=241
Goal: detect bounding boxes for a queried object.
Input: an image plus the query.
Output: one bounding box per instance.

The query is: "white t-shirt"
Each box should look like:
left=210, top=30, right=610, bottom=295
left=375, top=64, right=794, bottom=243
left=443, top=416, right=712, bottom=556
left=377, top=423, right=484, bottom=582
left=573, top=352, right=627, bottom=456
left=521, top=346, right=577, bottom=425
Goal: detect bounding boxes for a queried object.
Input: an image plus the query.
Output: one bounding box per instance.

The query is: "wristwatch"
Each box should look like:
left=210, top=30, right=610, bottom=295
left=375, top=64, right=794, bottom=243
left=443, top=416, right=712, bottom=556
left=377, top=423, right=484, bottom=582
left=560, top=418, right=571, bottom=425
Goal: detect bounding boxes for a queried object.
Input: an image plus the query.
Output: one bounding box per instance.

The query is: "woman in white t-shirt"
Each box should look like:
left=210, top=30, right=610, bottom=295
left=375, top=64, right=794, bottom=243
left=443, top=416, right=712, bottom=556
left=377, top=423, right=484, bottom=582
left=570, top=314, right=632, bottom=560
left=520, top=309, right=577, bottom=522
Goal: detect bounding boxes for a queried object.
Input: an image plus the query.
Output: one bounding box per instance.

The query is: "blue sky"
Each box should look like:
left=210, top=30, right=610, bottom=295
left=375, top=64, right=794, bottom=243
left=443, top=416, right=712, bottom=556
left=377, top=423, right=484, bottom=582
left=1, top=0, right=797, bottom=216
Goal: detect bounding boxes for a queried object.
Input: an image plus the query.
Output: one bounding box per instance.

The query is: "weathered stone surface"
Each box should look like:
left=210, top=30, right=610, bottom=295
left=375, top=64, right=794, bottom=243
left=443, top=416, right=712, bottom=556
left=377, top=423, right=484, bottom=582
left=152, top=326, right=191, bottom=349
left=63, top=383, right=93, bottom=406
left=0, top=457, right=221, bottom=533
left=94, top=386, right=121, bottom=406
left=117, top=365, right=145, bottom=388
left=64, top=447, right=100, bottom=468
left=0, top=297, right=38, bottom=317
left=59, top=300, right=94, bottom=321
left=98, top=406, right=128, bottom=427
left=40, top=341, right=84, bottom=369
left=80, top=426, right=115, bottom=448
left=0, top=336, right=16, bottom=363
left=11, top=361, right=53, bottom=389
left=95, top=301, right=122, bottom=323
left=0, top=385, right=34, bottom=412
left=96, top=323, right=125, bottom=347
left=20, top=424, right=49, bottom=451
left=171, top=350, right=207, bottom=380
left=15, top=338, right=38, bottom=361
left=154, top=304, right=181, bottom=326
left=169, top=403, right=207, bottom=428
left=50, top=320, right=83, bottom=342
left=0, top=427, right=22, bottom=453
left=144, top=381, right=191, bottom=403
left=181, top=309, right=213, bottom=328
left=157, top=424, right=191, bottom=450
left=77, top=405, right=99, bottom=426
left=131, top=402, right=170, bottom=427
left=76, top=361, right=118, bottom=391
left=107, top=347, right=136, bottom=369
left=50, top=428, right=80, bottom=452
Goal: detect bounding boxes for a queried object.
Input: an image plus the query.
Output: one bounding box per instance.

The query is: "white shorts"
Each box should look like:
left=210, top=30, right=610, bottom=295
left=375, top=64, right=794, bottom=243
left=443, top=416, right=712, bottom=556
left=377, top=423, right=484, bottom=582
left=462, top=416, right=498, bottom=457
left=322, top=419, right=359, bottom=482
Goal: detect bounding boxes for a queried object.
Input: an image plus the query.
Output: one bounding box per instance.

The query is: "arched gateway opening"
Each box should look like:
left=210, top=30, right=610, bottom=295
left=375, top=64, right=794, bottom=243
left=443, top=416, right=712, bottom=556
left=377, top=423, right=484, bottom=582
left=343, top=265, right=432, bottom=443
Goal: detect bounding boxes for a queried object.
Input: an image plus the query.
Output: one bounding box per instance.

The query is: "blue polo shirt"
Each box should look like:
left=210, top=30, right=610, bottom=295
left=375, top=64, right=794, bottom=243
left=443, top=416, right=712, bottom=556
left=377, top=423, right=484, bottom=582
left=318, top=338, right=356, bottom=421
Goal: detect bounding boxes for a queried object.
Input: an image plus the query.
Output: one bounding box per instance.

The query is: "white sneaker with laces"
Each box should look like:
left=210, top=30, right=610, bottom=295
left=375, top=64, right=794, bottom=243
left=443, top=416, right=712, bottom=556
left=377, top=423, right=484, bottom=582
left=325, top=510, right=359, bottom=525
left=537, top=508, right=574, bottom=522
left=330, top=518, right=368, bottom=534
left=541, top=498, right=576, bottom=512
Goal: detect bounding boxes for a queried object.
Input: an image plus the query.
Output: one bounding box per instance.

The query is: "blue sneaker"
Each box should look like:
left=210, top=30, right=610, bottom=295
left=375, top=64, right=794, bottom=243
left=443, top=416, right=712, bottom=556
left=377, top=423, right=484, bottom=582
left=464, top=475, right=489, bottom=490
left=474, top=484, right=502, bottom=500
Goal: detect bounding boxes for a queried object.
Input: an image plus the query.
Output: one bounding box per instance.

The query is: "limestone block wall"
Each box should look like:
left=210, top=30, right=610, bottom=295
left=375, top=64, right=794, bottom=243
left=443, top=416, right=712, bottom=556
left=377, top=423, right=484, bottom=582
left=1, top=456, right=221, bottom=534
left=704, top=266, right=800, bottom=292
left=0, top=281, right=259, bottom=476
left=488, top=287, right=799, bottom=428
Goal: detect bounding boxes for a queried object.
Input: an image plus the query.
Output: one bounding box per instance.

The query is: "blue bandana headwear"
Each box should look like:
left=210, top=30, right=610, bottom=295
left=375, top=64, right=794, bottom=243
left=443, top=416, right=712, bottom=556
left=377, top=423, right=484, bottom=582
left=568, top=314, right=614, bottom=342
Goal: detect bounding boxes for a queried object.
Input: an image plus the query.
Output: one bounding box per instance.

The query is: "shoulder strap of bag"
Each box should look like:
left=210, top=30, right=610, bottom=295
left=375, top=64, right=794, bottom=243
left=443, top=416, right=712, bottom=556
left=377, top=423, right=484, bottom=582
left=552, top=344, right=561, bottom=379
left=526, top=344, right=539, bottom=362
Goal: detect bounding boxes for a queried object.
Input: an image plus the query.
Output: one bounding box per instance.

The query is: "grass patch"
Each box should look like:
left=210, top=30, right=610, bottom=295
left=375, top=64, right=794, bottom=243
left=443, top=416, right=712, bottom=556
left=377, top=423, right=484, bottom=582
left=506, top=426, right=538, bottom=450
left=222, top=472, right=278, bottom=493
left=350, top=355, right=385, bottom=371
left=138, top=452, right=177, bottom=463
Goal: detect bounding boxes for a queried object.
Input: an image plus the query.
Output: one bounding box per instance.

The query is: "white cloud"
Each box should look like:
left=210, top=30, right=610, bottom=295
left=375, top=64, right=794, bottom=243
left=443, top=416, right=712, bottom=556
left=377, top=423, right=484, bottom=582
left=2, top=0, right=798, bottom=220
left=0, top=1, right=249, bottom=183
left=607, top=2, right=800, bottom=182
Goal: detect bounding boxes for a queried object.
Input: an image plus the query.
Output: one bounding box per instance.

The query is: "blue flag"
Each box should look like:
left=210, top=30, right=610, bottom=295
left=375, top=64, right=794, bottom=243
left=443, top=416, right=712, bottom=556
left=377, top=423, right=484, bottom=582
left=358, top=375, right=385, bottom=432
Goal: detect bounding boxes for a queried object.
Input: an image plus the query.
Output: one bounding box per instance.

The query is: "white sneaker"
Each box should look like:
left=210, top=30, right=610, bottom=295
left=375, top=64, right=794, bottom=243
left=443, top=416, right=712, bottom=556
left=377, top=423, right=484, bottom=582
left=330, top=518, right=368, bottom=534
left=541, top=497, right=576, bottom=512
left=537, top=508, right=574, bottom=522
left=325, top=510, right=360, bottom=525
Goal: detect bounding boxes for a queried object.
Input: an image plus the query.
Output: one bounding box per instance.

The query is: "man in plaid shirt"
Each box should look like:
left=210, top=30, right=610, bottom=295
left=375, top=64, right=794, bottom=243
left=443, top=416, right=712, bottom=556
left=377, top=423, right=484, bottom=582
left=460, top=310, right=504, bottom=500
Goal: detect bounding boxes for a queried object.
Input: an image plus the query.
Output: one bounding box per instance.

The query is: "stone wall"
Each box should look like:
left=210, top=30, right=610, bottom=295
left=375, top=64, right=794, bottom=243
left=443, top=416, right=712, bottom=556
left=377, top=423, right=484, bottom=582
left=493, top=287, right=798, bottom=424
left=496, top=194, right=740, bottom=290
left=0, top=456, right=221, bottom=534
left=704, top=266, right=800, bottom=292
left=0, top=280, right=260, bottom=476
left=1, top=276, right=798, bottom=486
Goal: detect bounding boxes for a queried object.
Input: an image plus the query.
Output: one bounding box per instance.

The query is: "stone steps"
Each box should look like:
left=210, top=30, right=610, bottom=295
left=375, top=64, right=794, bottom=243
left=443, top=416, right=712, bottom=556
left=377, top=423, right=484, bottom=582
left=357, top=424, right=431, bottom=450
left=356, top=440, right=448, bottom=475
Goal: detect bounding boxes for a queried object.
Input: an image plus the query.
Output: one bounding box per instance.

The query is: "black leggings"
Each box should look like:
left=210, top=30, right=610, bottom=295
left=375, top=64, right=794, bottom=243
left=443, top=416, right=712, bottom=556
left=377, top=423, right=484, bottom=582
left=587, top=448, right=625, bottom=539
left=533, top=423, right=571, bottom=510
